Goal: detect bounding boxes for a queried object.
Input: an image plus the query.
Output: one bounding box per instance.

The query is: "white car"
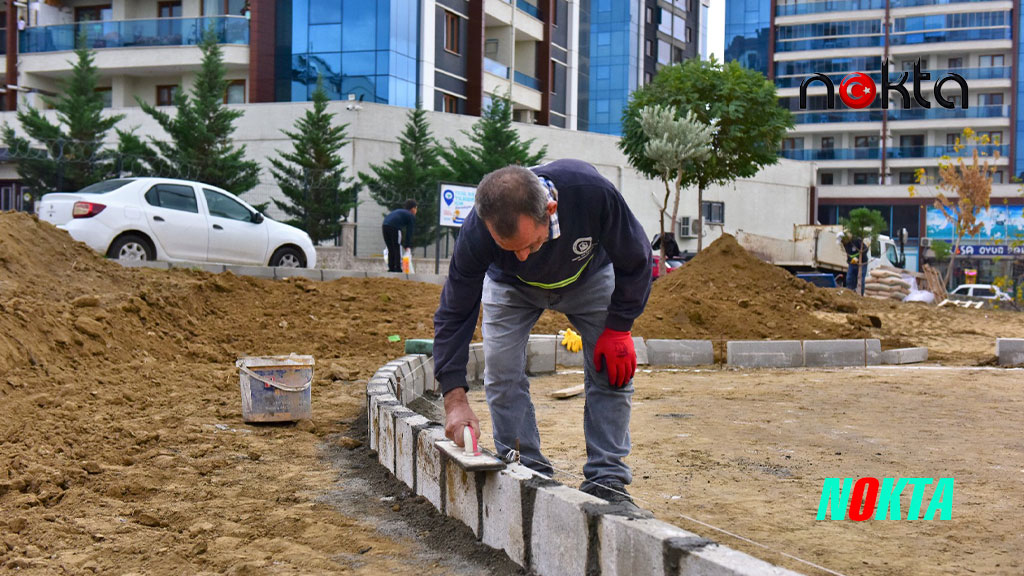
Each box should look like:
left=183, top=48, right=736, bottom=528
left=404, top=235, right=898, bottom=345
left=949, top=283, right=1013, bottom=302
left=37, top=178, right=316, bottom=268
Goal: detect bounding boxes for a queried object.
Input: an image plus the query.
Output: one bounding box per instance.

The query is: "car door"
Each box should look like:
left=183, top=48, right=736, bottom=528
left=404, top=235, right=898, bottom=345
left=202, top=188, right=269, bottom=265
left=971, top=286, right=995, bottom=299
left=142, top=183, right=209, bottom=261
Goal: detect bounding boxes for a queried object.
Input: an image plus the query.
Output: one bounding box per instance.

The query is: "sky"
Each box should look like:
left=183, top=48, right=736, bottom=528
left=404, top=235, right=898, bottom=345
left=708, top=0, right=725, bottom=61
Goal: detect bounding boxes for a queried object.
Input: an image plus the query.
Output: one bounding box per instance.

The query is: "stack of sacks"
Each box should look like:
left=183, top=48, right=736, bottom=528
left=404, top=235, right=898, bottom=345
left=863, top=268, right=911, bottom=301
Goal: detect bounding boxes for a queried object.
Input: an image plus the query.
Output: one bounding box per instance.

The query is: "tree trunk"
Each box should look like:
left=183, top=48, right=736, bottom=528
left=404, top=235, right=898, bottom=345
left=670, top=169, right=684, bottom=247
left=658, top=177, right=671, bottom=277
left=946, top=233, right=962, bottom=290
left=696, top=183, right=705, bottom=252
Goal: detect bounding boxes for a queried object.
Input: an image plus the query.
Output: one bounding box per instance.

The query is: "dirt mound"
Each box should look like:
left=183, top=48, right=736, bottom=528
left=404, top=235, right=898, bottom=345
left=635, top=234, right=870, bottom=342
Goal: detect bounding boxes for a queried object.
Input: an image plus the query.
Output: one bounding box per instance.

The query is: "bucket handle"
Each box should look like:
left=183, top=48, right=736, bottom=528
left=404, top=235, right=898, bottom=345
left=236, top=361, right=312, bottom=392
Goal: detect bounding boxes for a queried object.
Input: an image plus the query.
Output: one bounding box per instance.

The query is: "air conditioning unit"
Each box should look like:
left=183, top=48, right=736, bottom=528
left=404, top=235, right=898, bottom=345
left=678, top=216, right=695, bottom=238
left=919, top=238, right=932, bottom=248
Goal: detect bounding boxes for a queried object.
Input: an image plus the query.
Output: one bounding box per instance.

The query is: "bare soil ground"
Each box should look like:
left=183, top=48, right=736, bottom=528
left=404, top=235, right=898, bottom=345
left=1, top=213, right=1021, bottom=575
left=466, top=367, right=1024, bottom=576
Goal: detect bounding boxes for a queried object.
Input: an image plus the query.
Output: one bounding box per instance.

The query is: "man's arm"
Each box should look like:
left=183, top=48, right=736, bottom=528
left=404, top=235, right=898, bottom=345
left=597, top=185, right=654, bottom=331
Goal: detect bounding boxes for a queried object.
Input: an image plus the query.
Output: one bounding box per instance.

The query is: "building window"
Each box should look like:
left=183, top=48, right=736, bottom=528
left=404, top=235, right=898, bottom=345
left=685, top=27, right=692, bottom=43
left=552, top=3, right=558, bottom=26
left=158, top=1, right=182, bottom=18
left=225, top=80, right=245, bottom=104
left=201, top=0, right=245, bottom=16
left=644, top=71, right=652, bottom=84
left=443, top=94, right=458, bottom=113
left=992, top=171, right=1003, bottom=183
left=156, top=85, right=179, bottom=106
left=820, top=136, right=834, bottom=149
left=75, top=5, right=113, bottom=22
left=645, top=39, right=653, bottom=57
left=673, top=46, right=684, bottom=63
left=782, top=137, right=804, bottom=150
left=820, top=172, right=834, bottom=185
left=979, top=93, right=1003, bottom=106
left=550, top=66, right=557, bottom=94
left=854, top=135, right=879, bottom=148
left=444, top=11, right=460, bottom=54
left=984, top=131, right=1002, bottom=145
left=853, top=172, right=879, bottom=185
left=646, top=6, right=654, bottom=24
left=979, top=54, right=1005, bottom=68
left=95, top=87, right=112, bottom=109
left=899, top=172, right=917, bottom=184
left=701, top=201, right=724, bottom=224
left=947, top=57, right=963, bottom=69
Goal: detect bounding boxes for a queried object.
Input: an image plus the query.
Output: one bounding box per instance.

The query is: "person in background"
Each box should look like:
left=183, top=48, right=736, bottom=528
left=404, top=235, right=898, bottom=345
left=842, top=233, right=867, bottom=291
left=382, top=199, right=417, bottom=273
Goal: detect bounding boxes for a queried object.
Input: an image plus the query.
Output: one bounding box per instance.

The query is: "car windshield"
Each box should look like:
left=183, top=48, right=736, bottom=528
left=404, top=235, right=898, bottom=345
left=75, top=179, right=134, bottom=194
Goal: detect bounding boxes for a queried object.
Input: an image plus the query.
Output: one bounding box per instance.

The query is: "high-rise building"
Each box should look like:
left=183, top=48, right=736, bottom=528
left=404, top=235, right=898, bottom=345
left=0, top=0, right=700, bottom=136
left=726, top=0, right=1024, bottom=280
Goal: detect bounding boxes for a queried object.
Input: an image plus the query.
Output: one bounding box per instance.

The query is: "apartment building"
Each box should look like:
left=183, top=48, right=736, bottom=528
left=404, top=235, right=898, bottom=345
left=727, top=0, right=1024, bottom=283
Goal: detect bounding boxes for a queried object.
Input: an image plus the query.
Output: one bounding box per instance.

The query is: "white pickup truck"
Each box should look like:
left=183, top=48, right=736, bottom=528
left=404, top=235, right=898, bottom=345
left=735, top=225, right=907, bottom=275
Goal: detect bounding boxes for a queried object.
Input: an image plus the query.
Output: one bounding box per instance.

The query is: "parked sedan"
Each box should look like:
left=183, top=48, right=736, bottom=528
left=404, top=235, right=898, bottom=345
left=949, top=283, right=1013, bottom=302
left=37, top=178, right=316, bottom=268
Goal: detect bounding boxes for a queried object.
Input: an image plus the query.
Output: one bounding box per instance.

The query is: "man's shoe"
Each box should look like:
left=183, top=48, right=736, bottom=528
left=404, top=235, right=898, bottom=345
left=579, top=480, right=653, bottom=518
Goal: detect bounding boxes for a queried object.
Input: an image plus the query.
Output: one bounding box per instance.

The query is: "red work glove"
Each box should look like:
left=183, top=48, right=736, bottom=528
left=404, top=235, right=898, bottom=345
left=594, top=328, right=636, bottom=387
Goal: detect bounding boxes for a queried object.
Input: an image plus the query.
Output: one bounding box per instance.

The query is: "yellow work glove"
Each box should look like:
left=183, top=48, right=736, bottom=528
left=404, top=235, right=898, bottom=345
left=559, top=328, right=582, bottom=353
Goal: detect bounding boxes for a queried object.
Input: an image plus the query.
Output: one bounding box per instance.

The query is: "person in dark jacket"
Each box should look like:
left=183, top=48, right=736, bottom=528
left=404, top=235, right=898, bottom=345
left=433, top=160, right=653, bottom=509
left=382, top=199, right=417, bottom=272
left=842, top=233, right=867, bottom=291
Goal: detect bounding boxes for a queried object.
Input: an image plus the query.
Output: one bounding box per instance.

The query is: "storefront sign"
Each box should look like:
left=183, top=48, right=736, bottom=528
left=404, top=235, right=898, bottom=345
left=956, top=244, right=1024, bottom=257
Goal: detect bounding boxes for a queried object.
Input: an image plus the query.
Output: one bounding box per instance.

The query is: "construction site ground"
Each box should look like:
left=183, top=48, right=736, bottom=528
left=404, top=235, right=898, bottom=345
left=1, top=212, right=1022, bottom=575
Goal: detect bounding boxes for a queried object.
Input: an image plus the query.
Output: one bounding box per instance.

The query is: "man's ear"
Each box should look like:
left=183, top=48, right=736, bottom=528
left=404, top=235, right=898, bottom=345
left=546, top=201, right=557, bottom=215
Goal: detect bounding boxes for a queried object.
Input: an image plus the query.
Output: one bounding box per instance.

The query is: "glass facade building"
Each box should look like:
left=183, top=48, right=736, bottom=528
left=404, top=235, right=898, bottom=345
left=724, top=0, right=769, bottom=75
left=586, top=0, right=641, bottom=135
left=275, top=0, right=420, bottom=107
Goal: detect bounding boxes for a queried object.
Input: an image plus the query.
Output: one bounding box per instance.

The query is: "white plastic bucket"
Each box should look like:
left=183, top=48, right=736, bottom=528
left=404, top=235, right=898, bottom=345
left=236, top=354, right=315, bottom=423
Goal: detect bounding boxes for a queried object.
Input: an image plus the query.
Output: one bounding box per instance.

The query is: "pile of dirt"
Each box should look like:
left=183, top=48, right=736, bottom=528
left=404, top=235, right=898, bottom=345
left=635, top=233, right=874, bottom=342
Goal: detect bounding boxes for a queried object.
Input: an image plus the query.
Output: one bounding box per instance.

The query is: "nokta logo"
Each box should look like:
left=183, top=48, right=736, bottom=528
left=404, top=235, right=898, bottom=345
left=799, top=60, right=969, bottom=110
left=817, top=477, right=954, bottom=521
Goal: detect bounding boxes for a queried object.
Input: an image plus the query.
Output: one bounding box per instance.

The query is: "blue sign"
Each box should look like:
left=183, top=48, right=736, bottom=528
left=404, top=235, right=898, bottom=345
left=927, top=205, right=1024, bottom=240
left=956, top=244, right=1024, bottom=256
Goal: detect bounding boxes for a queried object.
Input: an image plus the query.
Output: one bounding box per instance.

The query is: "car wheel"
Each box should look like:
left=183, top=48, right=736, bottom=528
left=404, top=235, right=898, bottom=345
left=270, top=246, right=305, bottom=268
left=107, top=234, right=154, bottom=262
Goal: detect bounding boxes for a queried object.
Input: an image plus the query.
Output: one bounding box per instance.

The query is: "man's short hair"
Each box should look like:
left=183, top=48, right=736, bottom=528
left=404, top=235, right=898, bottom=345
left=404, top=199, right=418, bottom=211
left=475, top=165, right=549, bottom=239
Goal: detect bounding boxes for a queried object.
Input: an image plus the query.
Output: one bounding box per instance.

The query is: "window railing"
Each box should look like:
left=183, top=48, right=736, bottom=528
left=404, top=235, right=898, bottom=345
left=890, top=28, right=1011, bottom=45
left=516, top=0, right=540, bottom=18
left=514, top=70, right=540, bottom=90
left=793, top=109, right=886, bottom=123
left=887, top=104, right=1008, bottom=121
left=20, top=16, right=249, bottom=54
left=779, top=148, right=883, bottom=160
left=484, top=57, right=509, bottom=78
left=775, top=66, right=1010, bottom=89
left=886, top=144, right=1007, bottom=158
left=775, top=36, right=883, bottom=52
left=776, top=0, right=885, bottom=17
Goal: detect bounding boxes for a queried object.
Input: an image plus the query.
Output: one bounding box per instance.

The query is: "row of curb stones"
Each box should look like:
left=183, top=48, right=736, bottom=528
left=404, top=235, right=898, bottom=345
left=366, top=353, right=803, bottom=576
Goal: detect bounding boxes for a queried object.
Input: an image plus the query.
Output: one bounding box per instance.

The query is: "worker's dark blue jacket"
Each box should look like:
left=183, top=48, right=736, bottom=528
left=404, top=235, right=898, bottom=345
left=433, top=159, right=653, bottom=395
left=383, top=208, right=416, bottom=247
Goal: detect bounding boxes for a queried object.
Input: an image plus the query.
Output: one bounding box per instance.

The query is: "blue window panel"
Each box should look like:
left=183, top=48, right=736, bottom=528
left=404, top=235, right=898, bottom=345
left=310, top=0, right=341, bottom=24
left=342, top=51, right=375, bottom=76
left=375, top=74, right=389, bottom=102
left=376, top=1, right=390, bottom=50
left=309, top=24, right=341, bottom=53
left=291, top=54, right=312, bottom=86
left=292, top=81, right=307, bottom=102
left=292, top=0, right=309, bottom=52
left=308, top=52, right=341, bottom=84
left=343, top=1, right=375, bottom=51
left=377, top=50, right=389, bottom=76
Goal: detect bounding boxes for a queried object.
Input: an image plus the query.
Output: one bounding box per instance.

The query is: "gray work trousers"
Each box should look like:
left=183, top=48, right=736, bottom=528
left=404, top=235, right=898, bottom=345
left=481, top=264, right=633, bottom=486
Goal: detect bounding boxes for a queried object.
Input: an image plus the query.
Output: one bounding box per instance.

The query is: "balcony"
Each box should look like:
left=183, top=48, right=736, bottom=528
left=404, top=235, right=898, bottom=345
left=775, top=67, right=1010, bottom=89
left=20, top=16, right=248, bottom=54
left=793, top=109, right=885, bottom=123
left=775, top=36, right=883, bottom=52
left=484, top=57, right=510, bottom=79
left=776, top=0, right=885, bottom=17
left=780, top=147, right=883, bottom=160
left=514, top=70, right=540, bottom=90
left=886, top=144, right=1007, bottom=159
left=516, top=0, right=540, bottom=19
left=887, top=105, right=1008, bottom=121
left=890, top=28, right=1011, bottom=45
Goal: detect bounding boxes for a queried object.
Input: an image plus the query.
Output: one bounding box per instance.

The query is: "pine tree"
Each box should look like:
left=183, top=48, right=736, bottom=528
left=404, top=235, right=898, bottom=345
left=360, top=106, right=443, bottom=248
left=269, top=78, right=360, bottom=244
left=438, top=93, right=547, bottom=186
left=2, top=42, right=123, bottom=196
left=119, top=27, right=259, bottom=195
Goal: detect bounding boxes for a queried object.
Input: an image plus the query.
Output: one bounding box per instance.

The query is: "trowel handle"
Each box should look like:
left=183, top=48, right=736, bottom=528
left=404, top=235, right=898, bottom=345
left=463, top=424, right=478, bottom=455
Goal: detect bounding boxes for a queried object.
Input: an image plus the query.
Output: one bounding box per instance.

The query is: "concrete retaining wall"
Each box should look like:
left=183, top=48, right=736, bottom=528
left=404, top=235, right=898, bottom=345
left=366, top=352, right=803, bottom=576
left=996, top=338, right=1024, bottom=366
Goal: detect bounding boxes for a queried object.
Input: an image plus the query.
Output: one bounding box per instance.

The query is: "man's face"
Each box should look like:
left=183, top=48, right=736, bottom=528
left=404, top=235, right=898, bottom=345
left=487, top=213, right=550, bottom=262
